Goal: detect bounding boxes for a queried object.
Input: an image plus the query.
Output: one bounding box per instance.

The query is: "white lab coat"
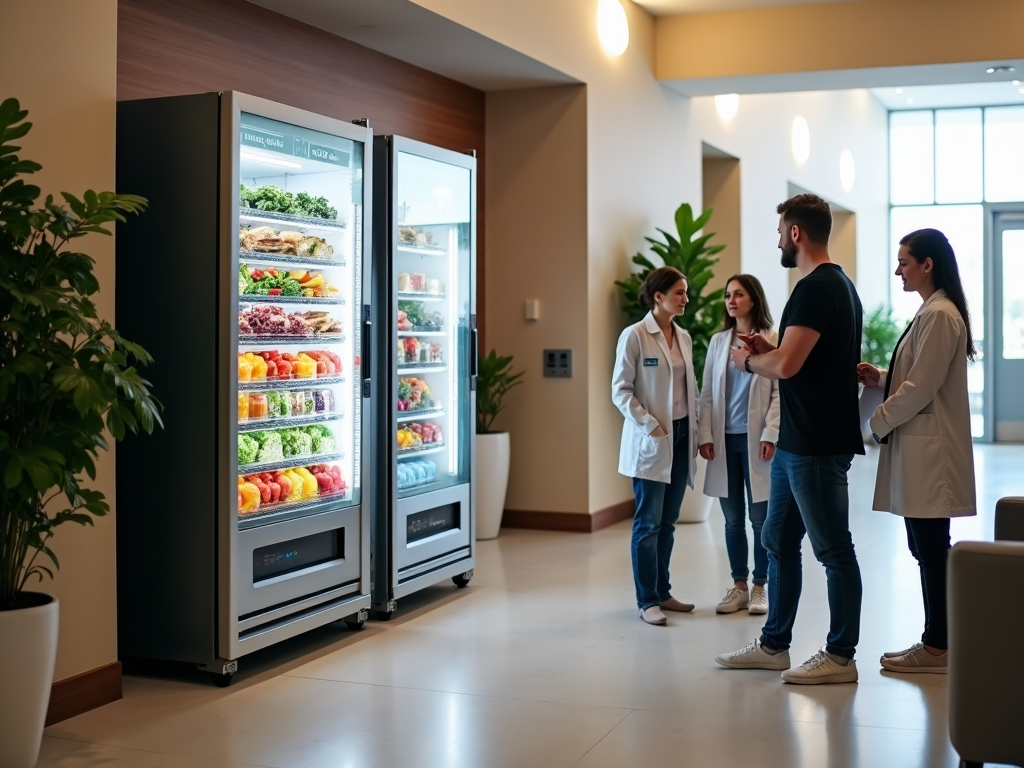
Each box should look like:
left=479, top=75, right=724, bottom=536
left=612, top=313, right=698, bottom=485
left=697, top=329, right=781, bottom=502
left=870, top=290, right=977, bottom=518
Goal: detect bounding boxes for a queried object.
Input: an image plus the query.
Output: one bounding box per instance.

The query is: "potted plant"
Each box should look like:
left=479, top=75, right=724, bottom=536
left=860, top=305, right=903, bottom=441
left=474, top=350, right=523, bottom=539
left=615, top=203, right=726, bottom=523
left=0, top=99, right=160, bottom=768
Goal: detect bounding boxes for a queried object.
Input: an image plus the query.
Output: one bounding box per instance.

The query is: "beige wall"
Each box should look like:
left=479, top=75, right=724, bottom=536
left=4, top=0, right=119, bottom=681
left=485, top=85, right=589, bottom=514
left=657, top=0, right=1024, bottom=81
left=702, top=157, right=741, bottom=292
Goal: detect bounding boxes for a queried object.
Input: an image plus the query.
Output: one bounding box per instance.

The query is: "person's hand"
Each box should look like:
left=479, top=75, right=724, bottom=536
left=650, top=425, right=668, bottom=438
left=760, top=442, right=776, bottom=462
left=738, top=332, right=775, bottom=355
left=730, top=347, right=751, bottom=372
left=699, top=443, right=715, bottom=461
left=857, top=362, right=881, bottom=387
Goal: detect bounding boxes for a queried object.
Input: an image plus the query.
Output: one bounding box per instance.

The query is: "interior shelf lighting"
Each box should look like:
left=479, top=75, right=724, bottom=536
left=791, top=116, right=810, bottom=164
left=840, top=149, right=856, bottom=192
left=597, top=0, right=629, bottom=56
left=715, top=94, right=739, bottom=120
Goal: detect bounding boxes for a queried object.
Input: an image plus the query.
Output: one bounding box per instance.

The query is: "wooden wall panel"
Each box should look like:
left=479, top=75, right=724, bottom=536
left=117, top=0, right=485, bottom=342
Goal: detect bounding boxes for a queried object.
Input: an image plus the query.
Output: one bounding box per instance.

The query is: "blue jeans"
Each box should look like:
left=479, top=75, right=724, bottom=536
left=759, top=449, right=862, bottom=659
left=720, top=433, right=768, bottom=585
left=631, top=417, right=689, bottom=611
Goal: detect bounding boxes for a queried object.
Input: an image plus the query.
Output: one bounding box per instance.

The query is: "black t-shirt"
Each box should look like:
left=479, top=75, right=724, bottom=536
left=777, top=263, right=865, bottom=456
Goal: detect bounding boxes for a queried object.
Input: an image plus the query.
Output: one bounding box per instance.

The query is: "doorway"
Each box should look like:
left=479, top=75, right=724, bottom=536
left=993, top=211, right=1024, bottom=441
left=702, top=142, right=740, bottom=292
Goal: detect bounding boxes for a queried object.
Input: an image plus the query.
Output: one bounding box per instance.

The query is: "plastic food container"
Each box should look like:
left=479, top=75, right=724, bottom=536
left=238, top=393, right=249, bottom=421
left=312, top=389, right=335, bottom=414
left=289, top=390, right=307, bottom=417
left=248, top=393, right=269, bottom=421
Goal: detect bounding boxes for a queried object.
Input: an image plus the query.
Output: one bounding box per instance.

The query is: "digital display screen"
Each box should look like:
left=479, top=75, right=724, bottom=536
left=253, top=529, right=342, bottom=583
left=407, top=503, right=460, bottom=543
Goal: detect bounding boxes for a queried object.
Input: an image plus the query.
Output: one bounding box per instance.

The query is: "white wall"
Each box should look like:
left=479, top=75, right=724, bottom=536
left=413, top=0, right=890, bottom=515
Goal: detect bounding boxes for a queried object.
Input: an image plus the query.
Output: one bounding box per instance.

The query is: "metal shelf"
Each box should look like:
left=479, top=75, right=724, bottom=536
left=241, top=293, right=346, bottom=306
left=239, top=249, right=346, bottom=270
left=241, top=375, right=346, bottom=391
left=397, top=243, right=446, bottom=257
left=239, top=412, right=343, bottom=432
left=397, top=479, right=440, bottom=495
left=397, top=291, right=446, bottom=302
left=398, top=330, right=445, bottom=337
left=397, top=443, right=446, bottom=459
left=396, top=407, right=445, bottom=423
left=239, top=209, right=347, bottom=230
left=239, top=333, right=345, bottom=345
left=238, top=452, right=344, bottom=474
left=238, top=492, right=351, bottom=530
left=397, top=363, right=447, bottom=374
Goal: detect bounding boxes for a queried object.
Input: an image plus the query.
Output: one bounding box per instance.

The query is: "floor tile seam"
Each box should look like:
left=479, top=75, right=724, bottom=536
left=40, top=734, right=230, bottom=763
left=279, top=672, right=637, bottom=713
left=571, top=708, right=638, bottom=765
left=625, top=702, right=935, bottom=733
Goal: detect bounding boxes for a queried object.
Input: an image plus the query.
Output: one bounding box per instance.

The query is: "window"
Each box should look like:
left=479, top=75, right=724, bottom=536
left=984, top=107, right=1024, bottom=202
left=1003, top=230, right=1024, bottom=360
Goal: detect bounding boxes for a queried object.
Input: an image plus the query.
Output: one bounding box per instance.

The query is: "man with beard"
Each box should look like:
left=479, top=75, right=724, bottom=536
left=714, top=193, right=865, bottom=684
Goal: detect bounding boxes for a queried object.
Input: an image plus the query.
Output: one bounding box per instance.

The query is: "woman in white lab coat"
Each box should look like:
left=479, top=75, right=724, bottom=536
left=612, top=266, right=698, bottom=626
left=858, top=228, right=976, bottom=674
left=697, top=275, right=780, bottom=616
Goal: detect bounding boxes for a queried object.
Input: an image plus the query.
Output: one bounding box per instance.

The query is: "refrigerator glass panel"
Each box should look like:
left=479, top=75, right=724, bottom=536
left=394, top=151, right=472, bottom=498
left=237, top=112, right=363, bottom=527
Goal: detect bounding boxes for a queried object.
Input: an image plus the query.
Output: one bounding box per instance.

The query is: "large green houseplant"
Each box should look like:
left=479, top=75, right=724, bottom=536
left=862, top=305, right=903, bottom=368
left=615, top=203, right=726, bottom=382
left=474, top=350, right=523, bottom=540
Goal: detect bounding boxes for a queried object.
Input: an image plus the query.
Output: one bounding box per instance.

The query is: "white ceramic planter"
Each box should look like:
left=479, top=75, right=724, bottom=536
left=678, top=455, right=713, bottom=524
left=0, top=593, right=59, bottom=768
left=475, top=432, right=510, bottom=540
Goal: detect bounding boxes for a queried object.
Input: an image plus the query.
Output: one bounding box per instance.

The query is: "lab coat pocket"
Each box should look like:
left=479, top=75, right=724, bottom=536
left=636, top=432, right=672, bottom=478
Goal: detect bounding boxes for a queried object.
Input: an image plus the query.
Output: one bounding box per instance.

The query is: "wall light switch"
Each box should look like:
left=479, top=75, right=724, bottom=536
left=543, top=349, right=572, bottom=378
left=524, top=299, right=540, bottom=321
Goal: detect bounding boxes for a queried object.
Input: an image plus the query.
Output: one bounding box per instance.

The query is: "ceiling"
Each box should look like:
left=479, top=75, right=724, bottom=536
left=246, top=0, right=578, bottom=91
left=871, top=80, right=1024, bottom=110
left=634, top=0, right=866, bottom=16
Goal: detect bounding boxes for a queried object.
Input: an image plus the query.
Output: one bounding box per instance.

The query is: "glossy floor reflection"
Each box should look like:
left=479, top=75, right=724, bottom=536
left=42, top=445, right=1024, bottom=768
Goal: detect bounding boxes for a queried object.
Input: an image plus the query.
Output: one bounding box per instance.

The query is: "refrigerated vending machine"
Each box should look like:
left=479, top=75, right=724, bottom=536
left=371, top=137, right=477, bottom=620
left=115, top=92, right=373, bottom=685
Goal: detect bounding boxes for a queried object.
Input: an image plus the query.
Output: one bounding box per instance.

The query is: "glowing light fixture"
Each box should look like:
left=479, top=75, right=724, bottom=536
left=895, top=88, right=904, bottom=95
left=240, top=150, right=302, bottom=169
left=791, top=116, right=810, bottom=164
left=839, top=150, right=855, bottom=192
left=597, top=0, right=629, bottom=56
left=1014, top=80, right=1021, bottom=86
left=714, top=94, right=739, bottom=120
left=987, top=65, right=1015, bottom=74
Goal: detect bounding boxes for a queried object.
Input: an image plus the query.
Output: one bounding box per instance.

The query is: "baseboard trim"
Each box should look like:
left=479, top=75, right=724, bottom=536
left=502, top=499, right=634, bottom=533
left=46, top=661, right=122, bottom=726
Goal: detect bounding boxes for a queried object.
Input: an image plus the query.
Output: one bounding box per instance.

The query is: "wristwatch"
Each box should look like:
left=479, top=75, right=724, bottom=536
left=744, top=354, right=753, bottom=373
left=871, top=432, right=882, bottom=444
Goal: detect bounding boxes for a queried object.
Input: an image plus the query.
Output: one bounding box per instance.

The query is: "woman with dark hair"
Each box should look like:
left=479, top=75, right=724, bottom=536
left=612, top=266, right=699, bottom=625
left=698, top=275, right=780, bottom=615
left=858, top=228, right=977, bottom=673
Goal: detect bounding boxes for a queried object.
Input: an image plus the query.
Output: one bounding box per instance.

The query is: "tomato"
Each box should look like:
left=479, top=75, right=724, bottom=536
left=268, top=288, right=282, bottom=296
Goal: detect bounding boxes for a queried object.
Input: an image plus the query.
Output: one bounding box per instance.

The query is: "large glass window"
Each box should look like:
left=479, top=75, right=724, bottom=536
left=890, top=111, right=934, bottom=205
left=984, top=106, right=1024, bottom=202
left=1003, top=229, right=1024, bottom=360
left=935, top=109, right=983, bottom=204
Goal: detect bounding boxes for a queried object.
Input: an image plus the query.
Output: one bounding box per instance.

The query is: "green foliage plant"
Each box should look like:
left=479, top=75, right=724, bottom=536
left=862, top=306, right=903, bottom=368
left=475, top=350, right=524, bottom=434
left=0, top=98, right=161, bottom=610
left=615, top=203, right=726, bottom=382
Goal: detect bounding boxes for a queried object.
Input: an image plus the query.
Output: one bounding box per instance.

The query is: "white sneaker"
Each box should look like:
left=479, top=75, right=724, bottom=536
left=880, top=644, right=947, bottom=674
left=748, top=585, right=768, bottom=615
left=715, top=638, right=791, bottom=670
left=640, top=606, right=667, bottom=625
left=882, top=642, right=923, bottom=659
left=716, top=586, right=750, bottom=614
left=781, top=648, right=858, bottom=685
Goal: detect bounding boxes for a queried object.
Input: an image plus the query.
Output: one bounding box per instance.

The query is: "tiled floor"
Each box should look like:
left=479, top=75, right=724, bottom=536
left=41, top=444, right=1024, bottom=767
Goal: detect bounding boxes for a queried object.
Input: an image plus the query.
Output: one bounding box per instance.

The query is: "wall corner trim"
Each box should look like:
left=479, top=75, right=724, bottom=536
left=502, top=499, right=634, bottom=533
left=45, top=661, right=122, bottom=727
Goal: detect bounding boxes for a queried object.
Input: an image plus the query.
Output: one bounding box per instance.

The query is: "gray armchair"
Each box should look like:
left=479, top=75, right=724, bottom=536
left=948, top=497, right=1024, bottom=768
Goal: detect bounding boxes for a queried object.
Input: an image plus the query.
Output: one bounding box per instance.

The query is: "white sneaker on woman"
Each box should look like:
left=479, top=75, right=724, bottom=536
left=640, top=606, right=667, bottom=625
left=748, top=585, right=768, bottom=615
left=781, top=649, right=858, bottom=685
left=716, top=586, right=749, bottom=614
left=880, top=644, right=948, bottom=674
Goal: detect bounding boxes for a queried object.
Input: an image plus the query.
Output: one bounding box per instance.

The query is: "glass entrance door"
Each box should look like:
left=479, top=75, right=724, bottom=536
left=993, top=213, right=1024, bottom=441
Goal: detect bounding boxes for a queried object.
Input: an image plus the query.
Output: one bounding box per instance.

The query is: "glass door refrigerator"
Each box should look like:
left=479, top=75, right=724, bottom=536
left=371, top=137, right=477, bottom=620
left=115, top=92, right=372, bottom=685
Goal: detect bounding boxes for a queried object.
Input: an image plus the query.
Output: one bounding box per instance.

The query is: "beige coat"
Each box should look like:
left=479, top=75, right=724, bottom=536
left=870, top=290, right=977, bottom=518
left=698, top=328, right=780, bottom=502
left=612, top=313, right=698, bottom=486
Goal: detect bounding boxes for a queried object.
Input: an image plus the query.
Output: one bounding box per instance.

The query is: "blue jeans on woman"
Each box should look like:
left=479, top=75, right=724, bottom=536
left=719, top=432, right=768, bottom=586
left=759, top=449, right=862, bottom=659
left=631, top=417, right=689, bottom=611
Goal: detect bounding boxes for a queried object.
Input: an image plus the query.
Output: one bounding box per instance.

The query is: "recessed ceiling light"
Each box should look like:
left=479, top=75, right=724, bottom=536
left=1015, top=80, right=1021, bottom=86
left=987, top=65, right=1015, bottom=74
left=895, top=88, right=904, bottom=95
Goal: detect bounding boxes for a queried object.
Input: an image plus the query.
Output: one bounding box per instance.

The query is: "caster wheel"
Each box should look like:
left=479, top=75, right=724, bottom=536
left=344, top=619, right=365, bottom=630
left=209, top=671, right=235, bottom=688
left=452, top=573, right=472, bottom=589
left=375, top=609, right=395, bottom=621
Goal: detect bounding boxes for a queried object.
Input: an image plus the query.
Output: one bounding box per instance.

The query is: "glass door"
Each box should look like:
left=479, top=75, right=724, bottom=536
left=393, top=150, right=473, bottom=500
left=993, top=212, right=1024, bottom=441
left=234, top=112, right=363, bottom=528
